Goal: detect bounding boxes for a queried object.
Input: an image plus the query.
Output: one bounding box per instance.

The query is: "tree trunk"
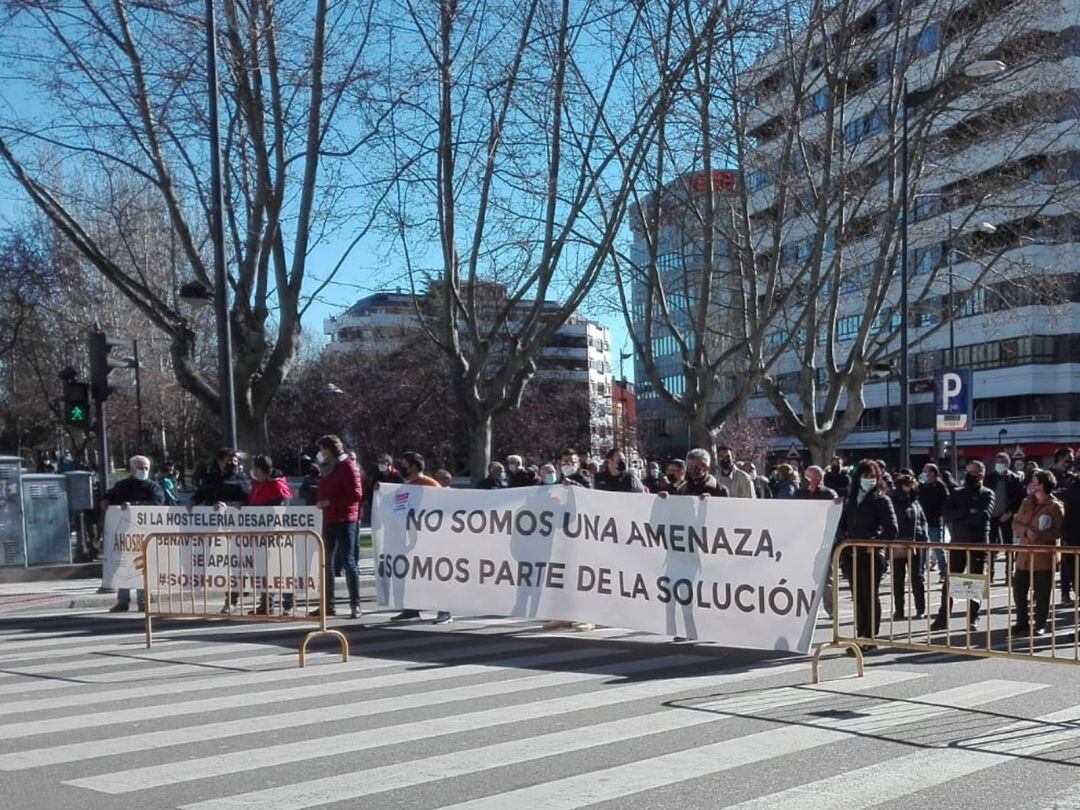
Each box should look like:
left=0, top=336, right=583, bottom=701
left=468, top=411, right=493, bottom=484
left=689, top=404, right=716, bottom=466
left=806, top=435, right=839, bottom=468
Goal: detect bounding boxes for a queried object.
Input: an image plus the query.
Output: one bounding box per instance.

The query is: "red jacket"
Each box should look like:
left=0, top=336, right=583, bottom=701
left=317, top=457, right=363, bottom=524
left=249, top=476, right=293, bottom=506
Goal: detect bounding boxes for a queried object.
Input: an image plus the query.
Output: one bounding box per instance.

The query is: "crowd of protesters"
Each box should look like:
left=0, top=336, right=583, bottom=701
left=99, top=437, right=1080, bottom=648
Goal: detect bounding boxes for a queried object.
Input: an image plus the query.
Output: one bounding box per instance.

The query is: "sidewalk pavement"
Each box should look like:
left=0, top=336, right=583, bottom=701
left=0, top=579, right=117, bottom=614
left=0, top=549, right=376, bottom=616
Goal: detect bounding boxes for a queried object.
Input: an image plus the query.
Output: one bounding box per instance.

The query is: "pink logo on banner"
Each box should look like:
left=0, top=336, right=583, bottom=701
left=393, top=491, right=410, bottom=514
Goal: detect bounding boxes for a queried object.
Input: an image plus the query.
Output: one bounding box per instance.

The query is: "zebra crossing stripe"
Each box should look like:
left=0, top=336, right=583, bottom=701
left=5, top=653, right=712, bottom=771
left=0, top=638, right=540, bottom=716
left=432, top=679, right=1048, bottom=810
left=174, top=679, right=1038, bottom=810
left=0, top=645, right=627, bottom=740
left=0, top=620, right=307, bottom=663
left=0, top=632, right=494, bottom=692
left=725, top=701, right=1080, bottom=810
left=64, top=667, right=922, bottom=793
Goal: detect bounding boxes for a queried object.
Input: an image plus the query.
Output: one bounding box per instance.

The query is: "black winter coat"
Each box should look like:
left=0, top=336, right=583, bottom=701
left=837, top=488, right=898, bottom=544
left=984, top=469, right=1025, bottom=516
left=916, top=480, right=949, bottom=526
left=946, top=483, right=995, bottom=543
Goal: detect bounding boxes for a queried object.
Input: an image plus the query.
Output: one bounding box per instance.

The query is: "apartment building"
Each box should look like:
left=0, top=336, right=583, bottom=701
left=324, top=287, right=615, bottom=451
left=740, top=0, right=1080, bottom=465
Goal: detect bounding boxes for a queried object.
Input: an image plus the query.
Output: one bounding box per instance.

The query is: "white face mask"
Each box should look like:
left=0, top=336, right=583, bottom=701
left=377, top=463, right=389, bottom=473
left=561, top=464, right=577, bottom=478
left=918, top=473, right=929, bottom=484
left=318, top=450, right=331, bottom=464
left=994, top=463, right=1007, bottom=475
left=508, top=464, right=518, bottom=473
left=543, top=473, right=557, bottom=485
left=133, top=469, right=149, bottom=482
left=859, top=477, right=876, bottom=493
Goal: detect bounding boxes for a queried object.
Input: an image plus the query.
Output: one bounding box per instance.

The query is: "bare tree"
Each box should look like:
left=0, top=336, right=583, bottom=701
left=616, top=0, right=1077, bottom=466
left=0, top=0, right=386, bottom=450
left=381, top=0, right=732, bottom=480
left=610, top=0, right=781, bottom=462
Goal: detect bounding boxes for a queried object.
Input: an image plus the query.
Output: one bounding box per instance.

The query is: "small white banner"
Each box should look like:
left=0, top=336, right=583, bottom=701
left=102, top=506, right=322, bottom=593
left=372, top=484, right=841, bottom=653
left=949, top=572, right=989, bottom=602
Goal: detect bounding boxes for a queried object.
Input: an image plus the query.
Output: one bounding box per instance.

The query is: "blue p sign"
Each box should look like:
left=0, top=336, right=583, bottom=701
left=935, top=369, right=972, bottom=431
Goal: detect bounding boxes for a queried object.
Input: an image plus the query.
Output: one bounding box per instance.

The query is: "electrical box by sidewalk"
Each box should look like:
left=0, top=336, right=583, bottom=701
left=22, top=474, right=71, bottom=566
left=0, top=456, right=26, bottom=567
left=64, top=471, right=95, bottom=512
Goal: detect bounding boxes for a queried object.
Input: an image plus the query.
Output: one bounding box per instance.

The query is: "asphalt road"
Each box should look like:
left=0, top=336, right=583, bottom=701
left=1, top=595, right=1080, bottom=810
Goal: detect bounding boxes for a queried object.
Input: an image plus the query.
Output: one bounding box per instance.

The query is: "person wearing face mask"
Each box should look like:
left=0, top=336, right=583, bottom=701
left=889, top=474, right=929, bottom=620
left=314, top=434, right=364, bottom=620
left=557, top=448, right=592, bottom=488
left=770, top=464, right=799, bottom=499
left=797, top=466, right=838, bottom=501
left=917, top=464, right=949, bottom=581
left=1051, top=448, right=1077, bottom=490
left=742, top=462, right=773, bottom=500
left=538, top=463, right=559, bottom=486
left=1011, top=469, right=1064, bottom=637
left=984, top=451, right=1025, bottom=582
left=505, top=454, right=540, bottom=488
left=714, top=446, right=755, bottom=498
left=192, top=448, right=251, bottom=506
left=643, top=462, right=662, bottom=493
left=104, top=455, right=165, bottom=613
left=594, top=448, right=645, bottom=493
left=477, top=462, right=507, bottom=490
left=836, top=459, right=898, bottom=647
left=298, top=459, right=321, bottom=507
left=657, top=449, right=728, bottom=498
left=158, top=461, right=180, bottom=506
left=658, top=459, right=686, bottom=494
left=248, top=454, right=295, bottom=616
left=824, top=456, right=852, bottom=498
left=931, top=460, right=995, bottom=632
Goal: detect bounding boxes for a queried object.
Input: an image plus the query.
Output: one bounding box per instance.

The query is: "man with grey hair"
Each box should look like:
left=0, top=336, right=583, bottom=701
left=477, top=461, right=506, bottom=490
left=102, top=455, right=165, bottom=613
left=715, top=445, right=756, bottom=498
left=797, top=465, right=838, bottom=501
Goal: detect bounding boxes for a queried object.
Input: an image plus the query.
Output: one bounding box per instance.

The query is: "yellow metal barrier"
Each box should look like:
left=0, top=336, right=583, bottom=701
left=140, top=529, right=349, bottom=667
left=812, top=539, right=1080, bottom=683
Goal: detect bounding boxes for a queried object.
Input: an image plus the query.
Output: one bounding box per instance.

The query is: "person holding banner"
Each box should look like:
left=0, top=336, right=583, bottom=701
left=314, top=435, right=364, bottom=619
left=390, top=451, right=452, bottom=624
left=593, top=449, right=644, bottom=493
left=558, top=449, right=592, bottom=488
left=105, top=455, right=165, bottom=613
left=675, top=449, right=728, bottom=498
left=837, top=459, right=898, bottom=648
left=250, top=454, right=296, bottom=616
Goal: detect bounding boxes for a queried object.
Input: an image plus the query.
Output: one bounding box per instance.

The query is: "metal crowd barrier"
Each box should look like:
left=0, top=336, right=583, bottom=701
left=140, top=529, right=349, bottom=667
left=812, top=539, right=1080, bottom=683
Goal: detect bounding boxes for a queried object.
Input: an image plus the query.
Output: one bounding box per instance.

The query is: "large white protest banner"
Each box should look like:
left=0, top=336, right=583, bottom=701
left=102, top=506, right=321, bottom=594
left=373, top=484, right=841, bottom=653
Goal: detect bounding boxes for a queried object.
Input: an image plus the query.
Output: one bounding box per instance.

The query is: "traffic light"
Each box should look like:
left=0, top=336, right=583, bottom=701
left=63, top=381, right=91, bottom=428
left=89, top=330, right=135, bottom=402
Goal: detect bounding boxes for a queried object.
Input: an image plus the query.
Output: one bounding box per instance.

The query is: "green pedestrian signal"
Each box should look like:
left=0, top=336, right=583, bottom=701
left=63, top=381, right=91, bottom=429
left=68, top=404, right=88, bottom=425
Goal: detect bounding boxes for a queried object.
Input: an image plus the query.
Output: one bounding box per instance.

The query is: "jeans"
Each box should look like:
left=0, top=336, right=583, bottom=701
left=1013, top=569, right=1053, bottom=630
left=927, top=524, right=947, bottom=574
left=324, top=521, right=360, bottom=610
left=116, top=588, right=145, bottom=610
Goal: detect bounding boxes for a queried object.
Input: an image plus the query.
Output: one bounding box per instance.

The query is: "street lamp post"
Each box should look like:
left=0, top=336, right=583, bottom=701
left=898, top=60, right=1005, bottom=472
left=870, top=362, right=898, bottom=466
left=205, top=0, right=238, bottom=450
